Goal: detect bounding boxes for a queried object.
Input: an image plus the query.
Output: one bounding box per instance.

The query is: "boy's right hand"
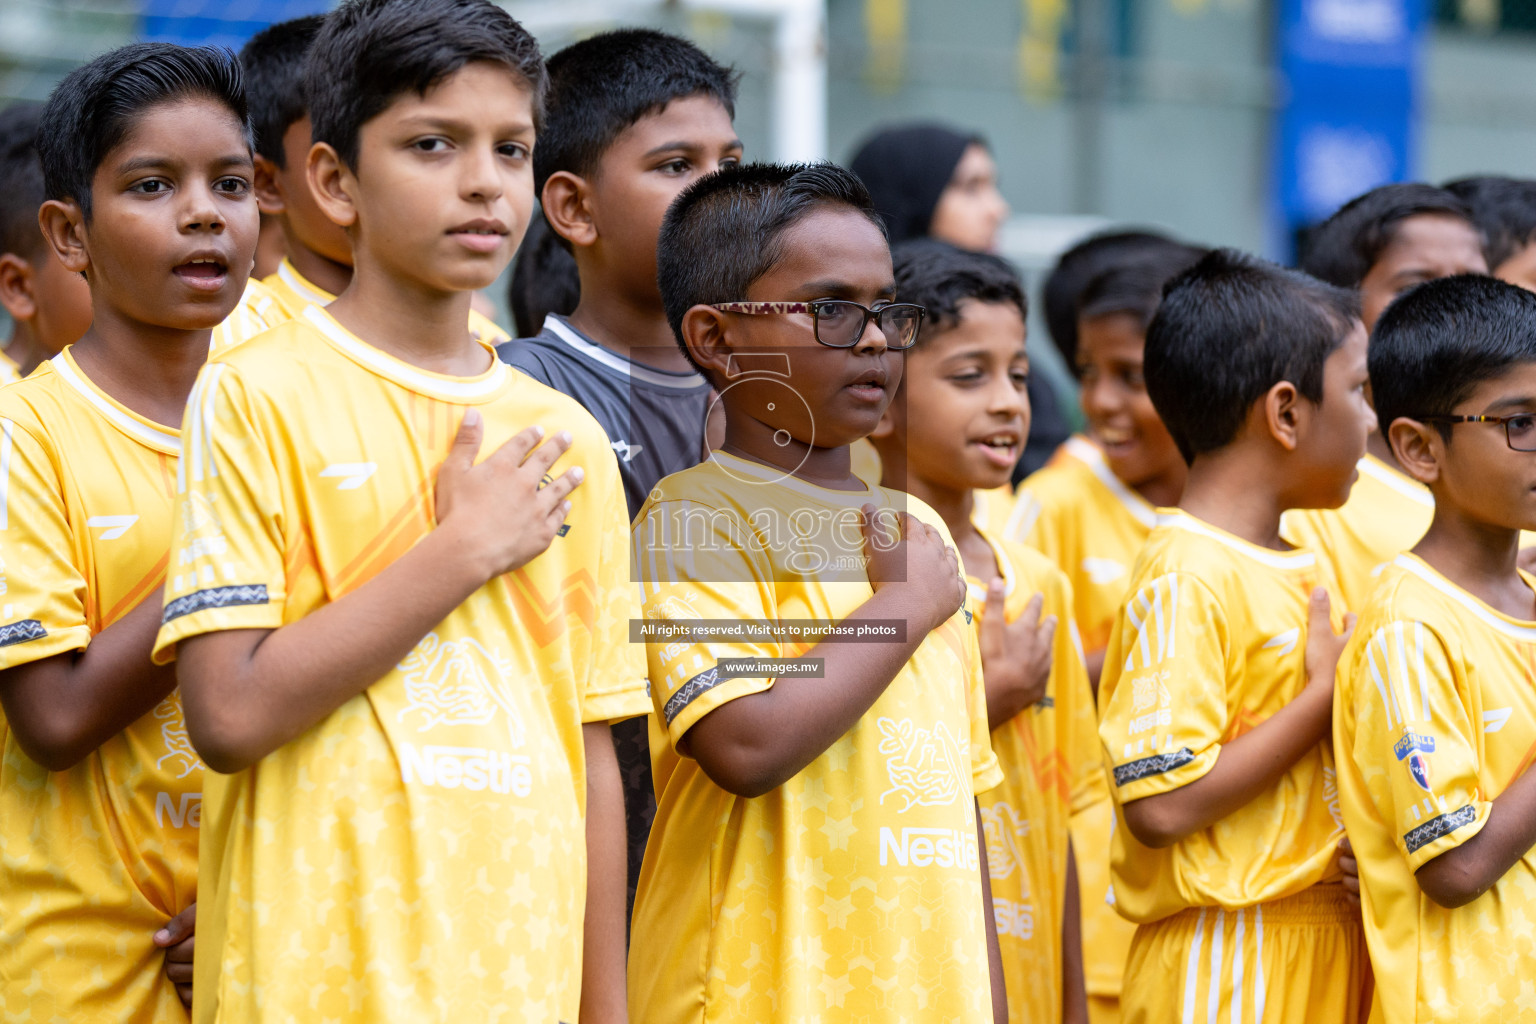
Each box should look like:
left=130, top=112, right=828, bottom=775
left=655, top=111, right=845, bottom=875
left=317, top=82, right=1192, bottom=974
left=862, top=505, right=965, bottom=634
left=1303, top=587, right=1355, bottom=691
left=980, top=585, right=1056, bottom=727
left=435, top=409, right=585, bottom=579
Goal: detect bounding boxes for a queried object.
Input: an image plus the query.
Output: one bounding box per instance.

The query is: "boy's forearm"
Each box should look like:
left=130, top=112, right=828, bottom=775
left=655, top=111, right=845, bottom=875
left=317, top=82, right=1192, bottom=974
left=1121, top=681, right=1331, bottom=848
left=1061, top=839, right=1089, bottom=1024
left=580, top=721, right=629, bottom=1024
left=681, top=586, right=932, bottom=797
left=177, top=526, right=489, bottom=773
left=0, top=589, right=176, bottom=771
left=1416, top=764, right=1536, bottom=908
left=978, top=803, right=1007, bottom=1024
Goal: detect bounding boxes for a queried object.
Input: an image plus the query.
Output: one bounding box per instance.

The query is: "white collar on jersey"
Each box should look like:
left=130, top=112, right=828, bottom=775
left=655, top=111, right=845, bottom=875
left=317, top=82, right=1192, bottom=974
left=707, top=449, right=875, bottom=506
left=51, top=353, right=181, bottom=454
left=543, top=315, right=707, bottom=390
left=1359, top=455, right=1435, bottom=508
left=1392, top=554, right=1536, bottom=642
left=1157, top=509, right=1317, bottom=571
left=277, top=260, right=334, bottom=307
left=304, top=306, right=509, bottom=401
left=1066, top=436, right=1160, bottom=529
left=965, top=528, right=1018, bottom=603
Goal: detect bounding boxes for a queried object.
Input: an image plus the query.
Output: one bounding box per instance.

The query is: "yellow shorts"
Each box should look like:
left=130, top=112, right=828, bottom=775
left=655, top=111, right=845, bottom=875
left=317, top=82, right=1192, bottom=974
left=1120, top=887, right=1370, bottom=1024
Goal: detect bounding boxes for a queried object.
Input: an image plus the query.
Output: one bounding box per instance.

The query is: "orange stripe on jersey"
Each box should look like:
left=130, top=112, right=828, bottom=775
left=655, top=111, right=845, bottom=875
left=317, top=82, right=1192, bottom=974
left=156, top=452, right=177, bottom=499
left=331, top=478, right=433, bottom=595
left=100, top=552, right=169, bottom=629
left=500, top=567, right=598, bottom=648
left=1011, top=717, right=1074, bottom=805
left=283, top=531, right=318, bottom=587
left=1224, top=706, right=1265, bottom=743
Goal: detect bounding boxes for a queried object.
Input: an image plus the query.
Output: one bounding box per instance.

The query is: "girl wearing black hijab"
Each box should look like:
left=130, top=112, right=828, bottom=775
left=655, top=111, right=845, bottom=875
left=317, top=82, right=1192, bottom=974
left=850, top=122, right=1071, bottom=477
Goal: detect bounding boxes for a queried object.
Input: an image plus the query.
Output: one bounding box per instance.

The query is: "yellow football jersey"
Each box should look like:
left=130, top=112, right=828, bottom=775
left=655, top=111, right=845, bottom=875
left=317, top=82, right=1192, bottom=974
left=849, top=435, right=883, bottom=486
left=1337, top=554, right=1536, bottom=1024
left=0, top=350, right=202, bottom=1021
left=1014, top=435, right=1157, bottom=656
left=1099, top=510, right=1346, bottom=924
left=971, top=483, right=1018, bottom=535
left=970, top=528, right=1101, bottom=1024
left=152, top=306, right=648, bottom=1023
left=0, top=346, right=20, bottom=384
left=209, top=276, right=286, bottom=354
left=264, top=257, right=511, bottom=346
left=630, top=451, right=1002, bottom=1024
left=1012, top=434, right=1149, bottom=1004
left=1046, top=432, right=1098, bottom=470
left=1281, top=454, right=1434, bottom=614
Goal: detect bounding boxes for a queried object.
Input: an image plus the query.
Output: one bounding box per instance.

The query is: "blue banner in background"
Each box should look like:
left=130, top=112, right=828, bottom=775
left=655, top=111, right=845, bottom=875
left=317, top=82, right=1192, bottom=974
left=1272, top=0, right=1427, bottom=256
left=141, top=0, right=329, bottom=49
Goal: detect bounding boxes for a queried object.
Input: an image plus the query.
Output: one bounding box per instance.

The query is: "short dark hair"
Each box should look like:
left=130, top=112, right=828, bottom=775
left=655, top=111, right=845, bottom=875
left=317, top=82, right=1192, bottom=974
left=533, top=29, right=737, bottom=199
left=240, top=14, right=326, bottom=167
left=1042, top=229, right=1193, bottom=374
left=892, top=238, right=1025, bottom=346
left=508, top=211, right=579, bottom=338
left=0, top=103, right=46, bottom=257
left=1078, top=242, right=1208, bottom=332
left=305, top=0, right=546, bottom=171
left=37, top=43, right=249, bottom=219
left=1146, top=248, right=1360, bottom=463
left=1299, top=183, right=1476, bottom=288
left=1370, top=274, right=1536, bottom=441
left=1443, top=176, right=1536, bottom=271
left=657, top=162, right=884, bottom=371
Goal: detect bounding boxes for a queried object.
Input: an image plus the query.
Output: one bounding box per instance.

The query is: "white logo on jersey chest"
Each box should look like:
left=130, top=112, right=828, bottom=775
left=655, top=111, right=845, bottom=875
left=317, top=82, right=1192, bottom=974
left=1262, top=628, right=1300, bottom=657
left=611, top=440, right=644, bottom=463
left=87, top=515, right=139, bottom=540
left=1082, top=557, right=1126, bottom=585
left=319, top=463, right=377, bottom=489
left=1484, top=707, right=1513, bottom=733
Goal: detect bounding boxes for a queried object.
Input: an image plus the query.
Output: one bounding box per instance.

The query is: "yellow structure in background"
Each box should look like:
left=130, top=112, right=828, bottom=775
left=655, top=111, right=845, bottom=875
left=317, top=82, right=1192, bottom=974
left=1019, top=0, right=1068, bottom=97
left=863, top=0, right=907, bottom=93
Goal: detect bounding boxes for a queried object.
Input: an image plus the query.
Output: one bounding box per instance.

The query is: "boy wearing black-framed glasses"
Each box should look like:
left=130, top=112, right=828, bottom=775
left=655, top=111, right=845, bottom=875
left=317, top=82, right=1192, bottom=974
left=1335, top=273, right=1536, bottom=1024
left=630, top=161, right=1009, bottom=1024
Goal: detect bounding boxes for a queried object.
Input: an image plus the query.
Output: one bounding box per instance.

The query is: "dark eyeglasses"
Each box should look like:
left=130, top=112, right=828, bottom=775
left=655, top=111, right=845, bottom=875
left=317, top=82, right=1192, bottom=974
left=1416, top=413, right=1536, bottom=451
left=711, top=300, right=926, bottom=350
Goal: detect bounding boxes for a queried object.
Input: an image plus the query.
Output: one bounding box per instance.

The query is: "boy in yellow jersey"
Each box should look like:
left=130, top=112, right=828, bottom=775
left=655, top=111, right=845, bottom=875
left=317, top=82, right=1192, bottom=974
left=0, top=43, right=260, bottom=1019
left=1291, top=184, right=1488, bottom=611
left=632, top=163, right=1007, bottom=1023
left=0, top=102, right=93, bottom=379
left=1016, top=245, right=1203, bottom=683
left=238, top=13, right=508, bottom=349
left=1012, top=244, right=1203, bottom=1024
left=152, top=1, right=644, bottom=1020
left=1335, top=275, right=1536, bottom=1023
left=1099, top=249, right=1376, bottom=1023
left=872, top=237, right=1096, bottom=1023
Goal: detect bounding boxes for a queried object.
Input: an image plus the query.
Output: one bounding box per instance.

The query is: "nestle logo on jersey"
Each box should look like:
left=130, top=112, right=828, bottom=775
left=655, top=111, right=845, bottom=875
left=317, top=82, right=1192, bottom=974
left=178, top=535, right=227, bottom=563
left=1394, top=732, right=1436, bottom=761
left=878, top=827, right=979, bottom=870
left=155, top=792, right=201, bottom=829
left=992, top=897, right=1034, bottom=940
left=1129, top=708, right=1172, bottom=734
left=399, top=743, right=531, bottom=796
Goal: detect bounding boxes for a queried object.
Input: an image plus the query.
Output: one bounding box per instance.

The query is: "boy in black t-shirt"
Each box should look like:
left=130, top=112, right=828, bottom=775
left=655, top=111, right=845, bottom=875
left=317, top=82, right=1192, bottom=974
left=496, top=27, right=742, bottom=917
